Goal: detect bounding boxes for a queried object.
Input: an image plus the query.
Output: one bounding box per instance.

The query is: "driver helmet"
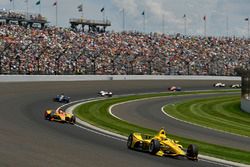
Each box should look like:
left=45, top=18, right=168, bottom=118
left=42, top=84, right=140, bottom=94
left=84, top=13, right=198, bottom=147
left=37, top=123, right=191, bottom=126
left=59, top=109, right=64, bottom=114
left=159, top=128, right=167, bottom=140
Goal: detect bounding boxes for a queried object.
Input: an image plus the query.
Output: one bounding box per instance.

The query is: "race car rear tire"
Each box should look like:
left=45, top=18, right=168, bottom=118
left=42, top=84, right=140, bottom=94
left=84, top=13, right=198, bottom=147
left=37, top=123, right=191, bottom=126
left=63, top=99, right=69, bottom=103
left=127, top=134, right=133, bottom=149
left=44, top=112, right=47, bottom=120
left=149, top=139, right=160, bottom=154
left=49, top=116, right=53, bottom=121
left=187, top=144, right=198, bottom=160
left=45, top=113, right=50, bottom=120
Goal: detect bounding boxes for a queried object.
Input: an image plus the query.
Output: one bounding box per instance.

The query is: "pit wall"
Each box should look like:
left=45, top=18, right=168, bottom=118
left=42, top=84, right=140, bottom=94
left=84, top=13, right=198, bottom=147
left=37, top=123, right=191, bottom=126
left=241, top=99, right=250, bottom=114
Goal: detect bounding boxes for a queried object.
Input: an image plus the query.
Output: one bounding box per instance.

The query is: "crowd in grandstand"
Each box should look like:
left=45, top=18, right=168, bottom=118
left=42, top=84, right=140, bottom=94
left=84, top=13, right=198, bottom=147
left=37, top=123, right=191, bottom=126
left=0, top=23, right=249, bottom=75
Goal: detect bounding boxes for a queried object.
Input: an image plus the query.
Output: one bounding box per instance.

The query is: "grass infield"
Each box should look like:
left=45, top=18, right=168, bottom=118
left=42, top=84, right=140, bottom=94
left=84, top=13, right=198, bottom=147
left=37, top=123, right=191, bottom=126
left=74, top=90, right=250, bottom=164
left=164, top=95, right=250, bottom=137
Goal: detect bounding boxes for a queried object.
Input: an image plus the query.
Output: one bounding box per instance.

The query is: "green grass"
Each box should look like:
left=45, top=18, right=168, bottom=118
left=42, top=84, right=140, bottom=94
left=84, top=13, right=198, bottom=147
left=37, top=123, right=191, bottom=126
left=73, top=90, right=250, bottom=164
left=164, top=95, right=250, bottom=137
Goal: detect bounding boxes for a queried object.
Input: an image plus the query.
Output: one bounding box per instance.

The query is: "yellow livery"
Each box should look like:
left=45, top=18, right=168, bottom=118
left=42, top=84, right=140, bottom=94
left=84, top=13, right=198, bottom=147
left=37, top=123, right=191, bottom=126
left=127, top=128, right=198, bottom=160
left=44, top=109, right=76, bottom=124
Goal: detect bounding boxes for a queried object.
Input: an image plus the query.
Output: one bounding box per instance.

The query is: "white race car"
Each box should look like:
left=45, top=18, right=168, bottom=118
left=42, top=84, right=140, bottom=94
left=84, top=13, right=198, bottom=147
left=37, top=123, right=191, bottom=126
left=98, top=91, right=113, bottom=97
left=168, top=86, right=181, bottom=91
left=230, top=84, right=241, bottom=88
left=213, top=83, right=226, bottom=87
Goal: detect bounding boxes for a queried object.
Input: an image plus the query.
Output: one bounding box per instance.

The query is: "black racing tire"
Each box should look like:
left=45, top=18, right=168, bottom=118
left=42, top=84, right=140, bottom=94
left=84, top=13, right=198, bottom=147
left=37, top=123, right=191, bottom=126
left=63, top=99, right=69, bottom=103
left=45, top=113, right=50, bottom=120
left=71, top=116, right=76, bottom=124
left=127, top=134, right=133, bottom=149
left=48, top=115, right=53, bottom=121
left=149, top=139, right=160, bottom=154
left=187, top=144, right=198, bottom=160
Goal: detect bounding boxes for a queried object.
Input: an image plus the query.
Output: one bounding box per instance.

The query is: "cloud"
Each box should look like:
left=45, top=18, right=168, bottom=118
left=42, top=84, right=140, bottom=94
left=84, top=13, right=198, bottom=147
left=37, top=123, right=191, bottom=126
left=112, top=0, right=138, bottom=17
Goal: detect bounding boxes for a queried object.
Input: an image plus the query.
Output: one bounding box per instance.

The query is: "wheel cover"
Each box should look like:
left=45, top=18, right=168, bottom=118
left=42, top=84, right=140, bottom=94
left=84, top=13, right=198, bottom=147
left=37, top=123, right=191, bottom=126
left=149, top=142, right=154, bottom=152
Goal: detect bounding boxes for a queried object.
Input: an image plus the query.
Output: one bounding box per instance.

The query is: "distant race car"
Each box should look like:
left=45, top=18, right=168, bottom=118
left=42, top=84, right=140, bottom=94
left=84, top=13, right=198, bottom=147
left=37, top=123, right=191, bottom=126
left=44, top=109, right=76, bottom=124
left=53, top=94, right=70, bottom=103
left=213, top=83, right=226, bottom=87
left=168, top=86, right=181, bottom=91
left=230, top=84, right=241, bottom=88
left=98, top=91, right=113, bottom=97
left=127, top=128, right=198, bottom=160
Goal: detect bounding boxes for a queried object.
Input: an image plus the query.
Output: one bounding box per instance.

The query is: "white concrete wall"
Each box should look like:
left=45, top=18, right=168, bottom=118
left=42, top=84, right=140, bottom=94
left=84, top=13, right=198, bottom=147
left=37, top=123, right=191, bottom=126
left=1, top=75, right=247, bottom=112
left=0, top=75, right=241, bottom=82
left=241, top=99, right=250, bottom=113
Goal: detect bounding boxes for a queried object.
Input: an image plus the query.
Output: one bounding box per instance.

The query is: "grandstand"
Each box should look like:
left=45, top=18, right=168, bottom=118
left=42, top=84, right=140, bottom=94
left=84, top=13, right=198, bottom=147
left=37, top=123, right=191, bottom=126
left=0, top=9, right=48, bottom=28
left=0, top=7, right=250, bottom=76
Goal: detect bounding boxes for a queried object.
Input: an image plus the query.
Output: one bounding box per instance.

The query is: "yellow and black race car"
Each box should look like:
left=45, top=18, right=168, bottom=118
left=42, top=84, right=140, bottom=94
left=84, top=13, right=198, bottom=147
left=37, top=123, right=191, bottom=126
left=127, top=128, right=198, bottom=160
left=44, top=109, right=76, bottom=124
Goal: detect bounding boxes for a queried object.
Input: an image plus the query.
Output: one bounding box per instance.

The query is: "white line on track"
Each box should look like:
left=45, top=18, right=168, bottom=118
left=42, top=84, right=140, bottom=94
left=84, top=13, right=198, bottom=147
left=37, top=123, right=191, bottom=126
left=57, top=92, right=249, bottom=167
left=75, top=122, right=238, bottom=167
left=199, top=159, right=234, bottom=167
left=161, top=105, right=250, bottom=139
left=74, top=124, right=126, bottom=142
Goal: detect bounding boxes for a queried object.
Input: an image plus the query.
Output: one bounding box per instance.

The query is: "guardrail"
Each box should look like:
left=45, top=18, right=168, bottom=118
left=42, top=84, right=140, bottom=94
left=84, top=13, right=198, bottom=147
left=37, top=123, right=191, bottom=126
left=0, top=75, right=241, bottom=82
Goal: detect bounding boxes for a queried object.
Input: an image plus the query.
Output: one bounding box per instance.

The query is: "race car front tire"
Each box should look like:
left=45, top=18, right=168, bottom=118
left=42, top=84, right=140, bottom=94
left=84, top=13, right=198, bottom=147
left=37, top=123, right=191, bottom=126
left=186, top=144, right=198, bottom=160
left=71, top=116, right=76, bottom=124
left=149, top=139, right=160, bottom=154
left=127, top=134, right=133, bottom=149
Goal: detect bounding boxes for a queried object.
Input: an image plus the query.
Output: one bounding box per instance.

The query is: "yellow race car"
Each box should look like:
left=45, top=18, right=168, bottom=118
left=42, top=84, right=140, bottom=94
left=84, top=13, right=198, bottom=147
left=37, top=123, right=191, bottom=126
left=127, top=128, right=198, bottom=160
left=44, top=109, right=76, bottom=124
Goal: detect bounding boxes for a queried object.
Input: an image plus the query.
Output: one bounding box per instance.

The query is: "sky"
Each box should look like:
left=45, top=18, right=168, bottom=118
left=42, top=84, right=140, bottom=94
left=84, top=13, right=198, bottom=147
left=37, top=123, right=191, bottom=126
left=1, top=0, right=250, bottom=37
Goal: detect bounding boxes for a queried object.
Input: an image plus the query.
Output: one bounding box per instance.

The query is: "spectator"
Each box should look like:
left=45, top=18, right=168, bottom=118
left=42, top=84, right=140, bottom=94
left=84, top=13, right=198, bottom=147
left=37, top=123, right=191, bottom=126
left=0, top=23, right=249, bottom=76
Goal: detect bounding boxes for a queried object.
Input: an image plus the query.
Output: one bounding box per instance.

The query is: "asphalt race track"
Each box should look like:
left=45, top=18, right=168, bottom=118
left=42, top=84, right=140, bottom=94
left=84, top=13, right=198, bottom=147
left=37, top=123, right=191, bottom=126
left=0, top=80, right=242, bottom=167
